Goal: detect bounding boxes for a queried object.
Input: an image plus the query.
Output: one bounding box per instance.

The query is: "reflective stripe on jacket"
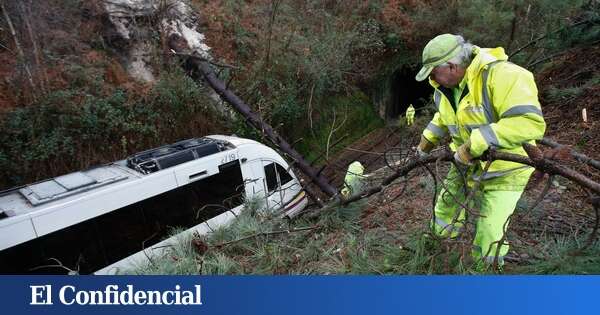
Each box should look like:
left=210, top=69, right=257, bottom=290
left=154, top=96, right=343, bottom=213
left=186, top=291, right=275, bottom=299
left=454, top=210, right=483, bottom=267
left=422, top=46, right=546, bottom=190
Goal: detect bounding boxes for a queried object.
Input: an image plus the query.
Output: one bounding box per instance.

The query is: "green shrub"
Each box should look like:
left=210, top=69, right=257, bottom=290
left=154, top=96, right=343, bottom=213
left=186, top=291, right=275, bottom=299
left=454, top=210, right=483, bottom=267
left=295, top=91, right=384, bottom=162
left=0, top=69, right=223, bottom=189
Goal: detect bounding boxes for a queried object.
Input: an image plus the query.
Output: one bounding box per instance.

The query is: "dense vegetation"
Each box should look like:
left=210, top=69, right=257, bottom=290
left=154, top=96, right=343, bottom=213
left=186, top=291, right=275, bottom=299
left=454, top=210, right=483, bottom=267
left=130, top=190, right=600, bottom=275
left=1, top=0, right=598, bottom=188
left=1, top=0, right=599, bottom=274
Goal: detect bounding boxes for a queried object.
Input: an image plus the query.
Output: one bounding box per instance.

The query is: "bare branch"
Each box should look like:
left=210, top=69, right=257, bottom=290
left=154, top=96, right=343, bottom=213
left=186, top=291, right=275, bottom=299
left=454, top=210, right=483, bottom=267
left=509, top=19, right=594, bottom=58
left=325, top=109, right=347, bottom=161
left=540, top=137, right=600, bottom=171
left=1, top=0, right=36, bottom=98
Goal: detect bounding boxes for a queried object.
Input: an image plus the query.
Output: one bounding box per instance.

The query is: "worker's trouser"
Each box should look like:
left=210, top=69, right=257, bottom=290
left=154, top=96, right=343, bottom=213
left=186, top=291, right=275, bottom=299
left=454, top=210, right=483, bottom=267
left=406, top=116, right=414, bottom=126
left=431, top=165, right=527, bottom=265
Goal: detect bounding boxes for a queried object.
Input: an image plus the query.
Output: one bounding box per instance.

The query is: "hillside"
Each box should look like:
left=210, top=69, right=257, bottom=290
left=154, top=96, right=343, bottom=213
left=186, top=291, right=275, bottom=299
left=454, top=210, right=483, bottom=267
left=1, top=0, right=599, bottom=274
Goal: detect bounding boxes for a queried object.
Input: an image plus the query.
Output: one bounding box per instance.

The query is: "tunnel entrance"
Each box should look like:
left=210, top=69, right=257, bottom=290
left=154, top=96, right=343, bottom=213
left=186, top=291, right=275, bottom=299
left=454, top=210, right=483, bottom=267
left=387, top=65, right=432, bottom=120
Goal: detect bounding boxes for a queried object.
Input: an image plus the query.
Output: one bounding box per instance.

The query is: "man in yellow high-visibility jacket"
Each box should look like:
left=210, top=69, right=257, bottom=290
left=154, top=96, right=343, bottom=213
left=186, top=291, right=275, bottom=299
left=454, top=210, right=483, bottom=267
left=406, top=104, right=415, bottom=126
left=414, top=34, right=546, bottom=267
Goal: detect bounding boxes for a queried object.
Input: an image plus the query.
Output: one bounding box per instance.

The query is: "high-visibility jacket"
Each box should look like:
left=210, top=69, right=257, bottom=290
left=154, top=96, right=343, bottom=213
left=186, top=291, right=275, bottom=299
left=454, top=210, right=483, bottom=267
left=341, top=161, right=365, bottom=198
left=406, top=105, right=415, bottom=119
left=422, top=46, right=546, bottom=190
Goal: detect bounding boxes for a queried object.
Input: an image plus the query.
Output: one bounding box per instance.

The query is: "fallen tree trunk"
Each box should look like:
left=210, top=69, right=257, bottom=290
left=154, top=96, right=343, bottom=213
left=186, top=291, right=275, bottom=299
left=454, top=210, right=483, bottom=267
left=343, top=144, right=600, bottom=205
left=167, top=34, right=338, bottom=198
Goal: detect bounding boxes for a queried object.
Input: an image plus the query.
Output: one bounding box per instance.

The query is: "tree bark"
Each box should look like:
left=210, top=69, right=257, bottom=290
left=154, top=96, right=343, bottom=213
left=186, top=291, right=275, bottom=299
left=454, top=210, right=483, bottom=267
left=342, top=145, right=600, bottom=206
left=1, top=0, right=36, bottom=97
left=167, top=35, right=338, bottom=198
left=19, top=0, right=47, bottom=93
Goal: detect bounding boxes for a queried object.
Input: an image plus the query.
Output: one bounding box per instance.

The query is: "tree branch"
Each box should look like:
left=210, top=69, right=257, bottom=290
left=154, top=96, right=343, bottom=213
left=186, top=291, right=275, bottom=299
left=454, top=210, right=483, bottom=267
left=540, top=137, right=600, bottom=171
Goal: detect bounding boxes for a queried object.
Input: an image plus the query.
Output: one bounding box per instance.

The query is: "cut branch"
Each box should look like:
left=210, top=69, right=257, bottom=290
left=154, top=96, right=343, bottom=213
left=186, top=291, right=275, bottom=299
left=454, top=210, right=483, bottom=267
left=343, top=143, right=600, bottom=206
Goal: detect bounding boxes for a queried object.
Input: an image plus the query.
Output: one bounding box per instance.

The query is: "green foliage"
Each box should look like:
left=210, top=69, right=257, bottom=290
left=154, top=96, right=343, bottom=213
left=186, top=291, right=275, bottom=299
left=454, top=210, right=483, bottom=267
left=336, top=200, right=368, bottom=221
left=288, top=16, right=384, bottom=93
left=511, top=236, right=600, bottom=274
left=0, top=91, right=80, bottom=185
left=542, top=1, right=600, bottom=52
left=270, top=87, right=304, bottom=132
left=544, top=70, right=600, bottom=104
left=127, top=200, right=486, bottom=275
left=0, top=69, right=222, bottom=189
left=384, top=32, right=402, bottom=49
left=295, top=91, right=384, bottom=162
left=125, top=179, right=600, bottom=275
left=225, top=1, right=386, bottom=146
left=380, top=0, right=593, bottom=66
left=131, top=228, right=203, bottom=275
left=221, top=0, right=258, bottom=60
left=126, top=182, right=600, bottom=275
left=203, top=253, right=243, bottom=274
left=545, top=85, right=585, bottom=102
left=64, top=63, right=106, bottom=93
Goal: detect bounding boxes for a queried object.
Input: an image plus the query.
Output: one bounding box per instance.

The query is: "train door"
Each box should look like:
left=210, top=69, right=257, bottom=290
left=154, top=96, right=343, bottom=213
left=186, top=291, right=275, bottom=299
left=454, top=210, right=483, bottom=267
left=241, top=159, right=299, bottom=212
left=262, top=160, right=300, bottom=210
left=241, top=159, right=268, bottom=208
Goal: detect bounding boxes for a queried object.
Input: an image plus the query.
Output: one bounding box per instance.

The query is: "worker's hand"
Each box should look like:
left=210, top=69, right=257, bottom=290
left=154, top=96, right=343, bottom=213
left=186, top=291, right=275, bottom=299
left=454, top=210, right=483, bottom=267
left=454, top=141, right=474, bottom=166
left=416, top=135, right=434, bottom=158
left=341, top=187, right=350, bottom=199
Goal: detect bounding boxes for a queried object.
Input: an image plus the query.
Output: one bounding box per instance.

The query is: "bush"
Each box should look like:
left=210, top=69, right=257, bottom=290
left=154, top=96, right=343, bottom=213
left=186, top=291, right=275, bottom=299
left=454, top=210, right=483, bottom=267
left=218, top=1, right=387, bottom=144
left=382, top=0, right=591, bottom=65
left=0, top=69, right=224, bottom=189
left=294, top=91, right=384, bottom=162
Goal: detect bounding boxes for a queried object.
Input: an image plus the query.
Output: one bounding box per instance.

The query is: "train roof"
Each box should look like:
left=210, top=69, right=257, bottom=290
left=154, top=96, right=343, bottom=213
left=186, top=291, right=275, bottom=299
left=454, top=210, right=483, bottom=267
left=0, top=135, right=279, bottom=251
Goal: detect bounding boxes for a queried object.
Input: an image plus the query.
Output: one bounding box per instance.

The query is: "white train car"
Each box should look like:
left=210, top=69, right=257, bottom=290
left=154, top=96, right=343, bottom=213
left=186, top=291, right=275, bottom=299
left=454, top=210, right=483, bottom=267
left=0, top=135, right=307, bottom=274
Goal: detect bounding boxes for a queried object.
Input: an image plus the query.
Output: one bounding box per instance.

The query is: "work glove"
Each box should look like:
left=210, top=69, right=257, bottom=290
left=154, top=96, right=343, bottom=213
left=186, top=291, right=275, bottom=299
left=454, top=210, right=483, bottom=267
left=416, top=135, right=435, bottom=158
left=454, top=141, right=474, bottom=166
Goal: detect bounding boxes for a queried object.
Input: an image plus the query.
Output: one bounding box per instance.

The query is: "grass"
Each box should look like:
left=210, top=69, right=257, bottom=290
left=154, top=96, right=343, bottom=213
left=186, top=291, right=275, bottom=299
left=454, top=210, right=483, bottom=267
left=295, top=91, right=384, bottom=163
left=127, top=193, right=505, bottom=275
left=511, top=236, right=600, bottom=274
left=129, top=199, right=600, bottom=275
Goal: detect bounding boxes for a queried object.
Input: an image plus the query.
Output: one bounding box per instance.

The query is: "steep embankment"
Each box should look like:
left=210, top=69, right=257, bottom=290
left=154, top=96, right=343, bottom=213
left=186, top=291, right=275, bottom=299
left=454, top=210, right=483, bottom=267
left=318, top=43, right=600, bottom=273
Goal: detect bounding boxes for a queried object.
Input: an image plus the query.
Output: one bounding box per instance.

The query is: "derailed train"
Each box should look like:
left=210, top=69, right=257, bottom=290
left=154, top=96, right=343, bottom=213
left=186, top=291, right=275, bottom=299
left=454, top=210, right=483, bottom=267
left=0, top=135, right=307, bottom=274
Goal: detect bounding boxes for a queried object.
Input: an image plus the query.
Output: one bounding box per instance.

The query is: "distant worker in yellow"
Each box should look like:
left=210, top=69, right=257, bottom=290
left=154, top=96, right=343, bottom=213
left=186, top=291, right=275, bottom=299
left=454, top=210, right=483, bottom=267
left=341, top=161, right=365, bottom=199
left=405, top=104, right=416, bottom=126
left=414, top=34, right=546, bottom=268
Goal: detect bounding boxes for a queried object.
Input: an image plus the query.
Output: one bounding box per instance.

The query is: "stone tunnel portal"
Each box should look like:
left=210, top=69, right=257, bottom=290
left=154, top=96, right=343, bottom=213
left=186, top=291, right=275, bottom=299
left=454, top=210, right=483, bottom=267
left=388, top=65, right=433, bottom=121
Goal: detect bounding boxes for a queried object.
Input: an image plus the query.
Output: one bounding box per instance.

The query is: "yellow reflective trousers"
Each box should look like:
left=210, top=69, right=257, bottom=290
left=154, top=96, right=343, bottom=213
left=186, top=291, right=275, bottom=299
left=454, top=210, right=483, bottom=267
left=432, top=165, right=533, bottom=265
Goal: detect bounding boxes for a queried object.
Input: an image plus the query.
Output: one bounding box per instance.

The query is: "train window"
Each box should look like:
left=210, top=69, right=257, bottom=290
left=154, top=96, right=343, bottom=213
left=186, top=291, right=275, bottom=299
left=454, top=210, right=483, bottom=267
left=264, top=163, right=278, bottom=192
left=0, top=160, right=246, bottom=274
left=191, top=160, right=245, bottom=220
left=276, top=163, right=293, bottom=186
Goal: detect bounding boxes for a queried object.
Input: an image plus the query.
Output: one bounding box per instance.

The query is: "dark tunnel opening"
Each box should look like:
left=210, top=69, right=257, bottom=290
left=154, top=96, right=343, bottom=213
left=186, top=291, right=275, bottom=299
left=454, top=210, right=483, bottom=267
left=388, top=65, right=433, bottom=120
